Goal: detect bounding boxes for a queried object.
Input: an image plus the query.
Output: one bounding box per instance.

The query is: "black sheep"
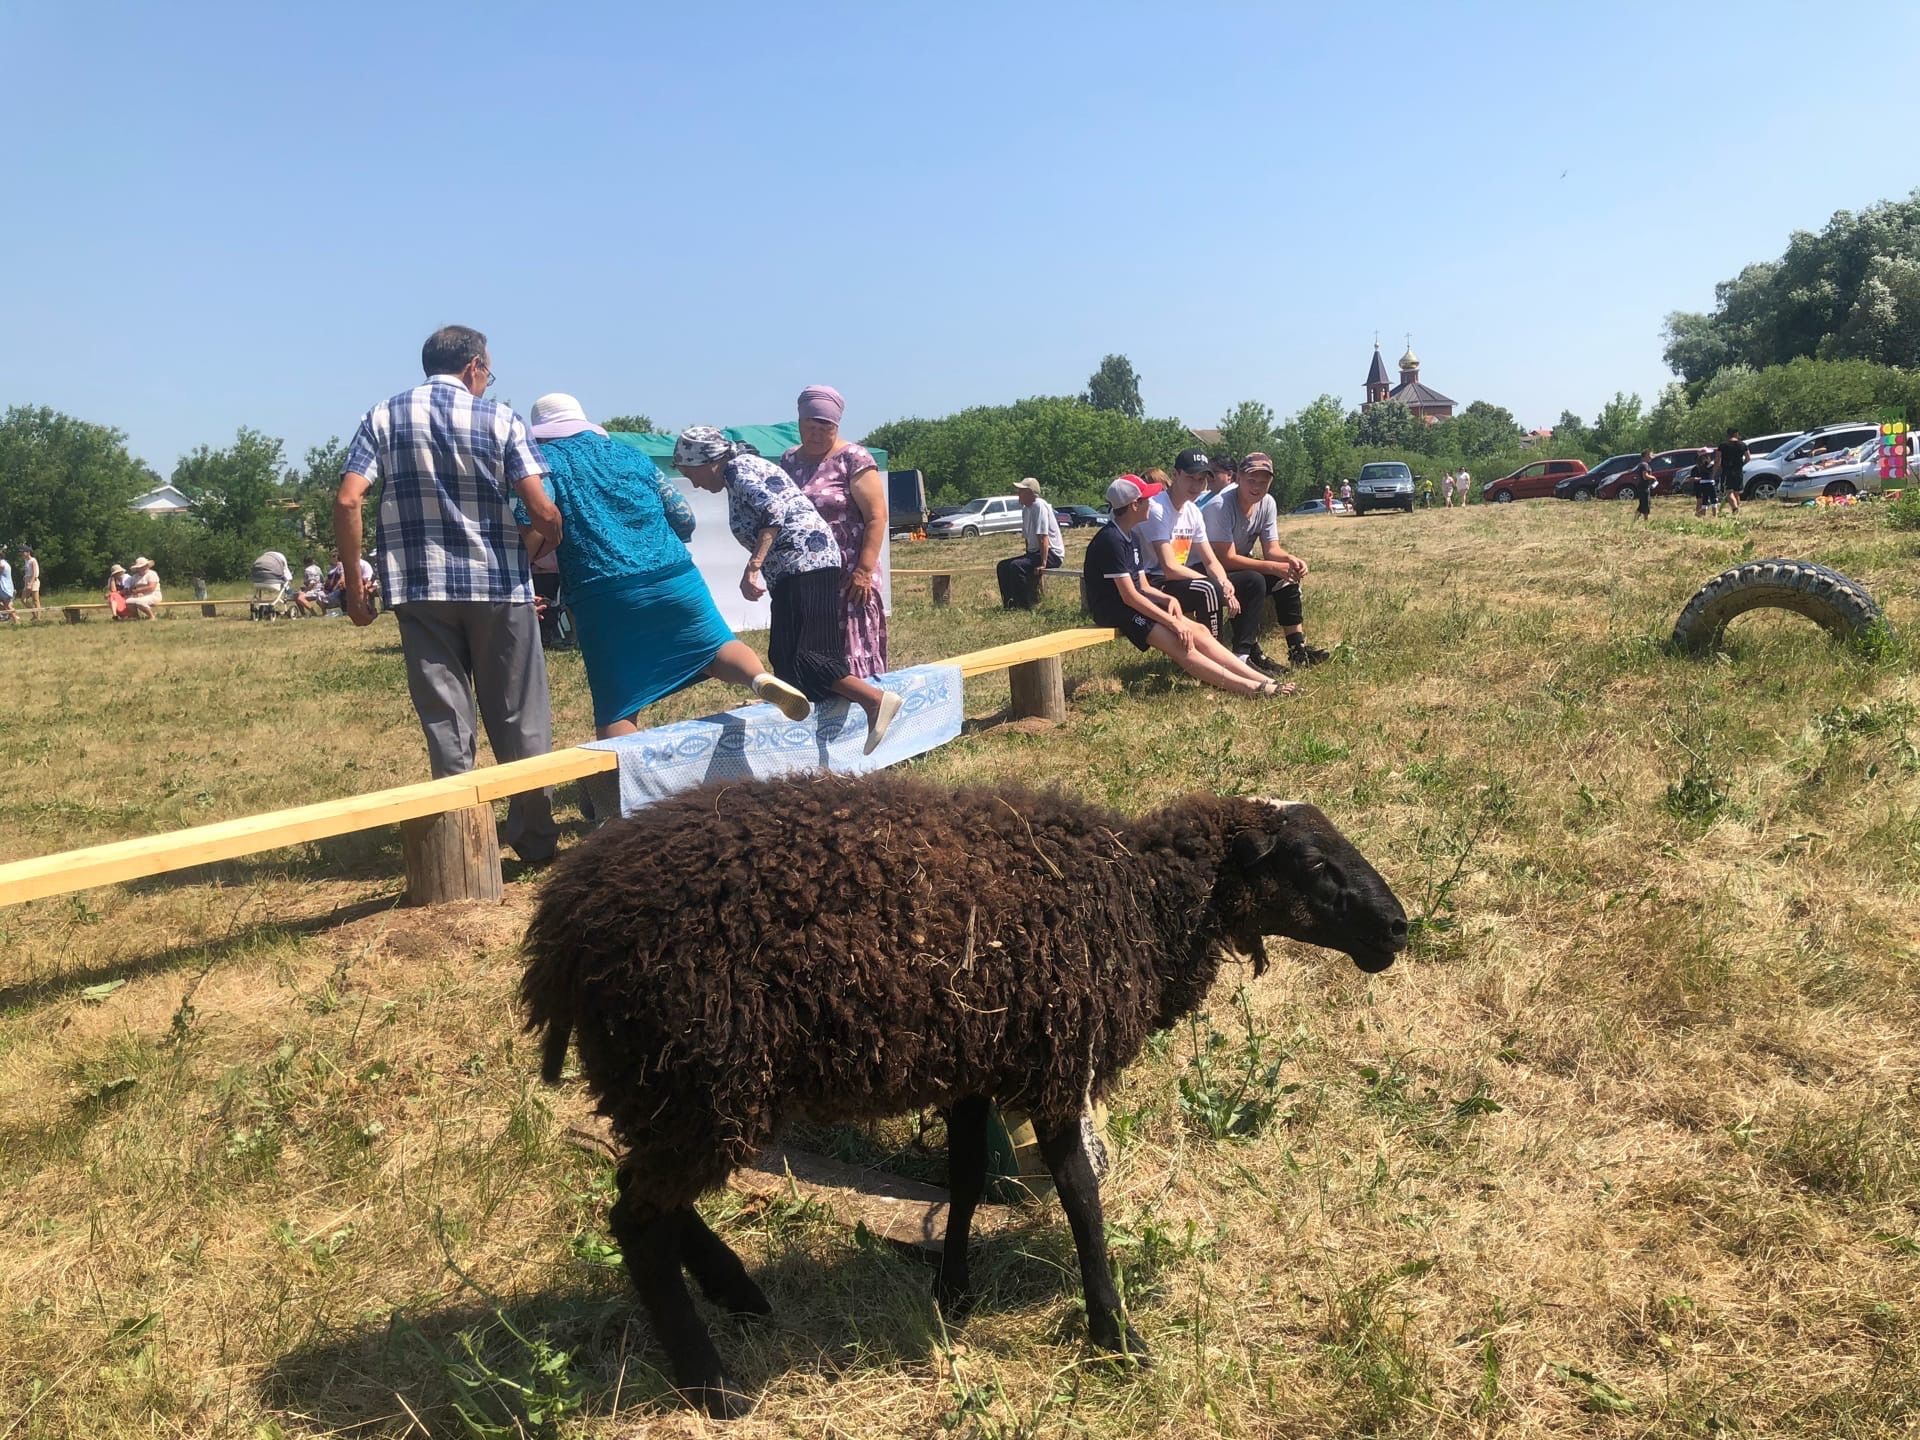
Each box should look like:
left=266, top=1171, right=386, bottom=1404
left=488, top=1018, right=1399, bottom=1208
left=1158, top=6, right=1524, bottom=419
left=522, top=772, right=1407, bottom=1419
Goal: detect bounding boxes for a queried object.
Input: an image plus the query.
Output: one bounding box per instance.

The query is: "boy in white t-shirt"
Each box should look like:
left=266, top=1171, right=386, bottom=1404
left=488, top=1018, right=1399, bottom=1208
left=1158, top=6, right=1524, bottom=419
left=1134, top=450, right=1243, bottom=643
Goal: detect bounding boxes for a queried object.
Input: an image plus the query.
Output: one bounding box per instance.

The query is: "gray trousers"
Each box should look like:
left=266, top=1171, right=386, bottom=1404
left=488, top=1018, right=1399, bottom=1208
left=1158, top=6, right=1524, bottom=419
left=394, top=600, right=558, bottom=862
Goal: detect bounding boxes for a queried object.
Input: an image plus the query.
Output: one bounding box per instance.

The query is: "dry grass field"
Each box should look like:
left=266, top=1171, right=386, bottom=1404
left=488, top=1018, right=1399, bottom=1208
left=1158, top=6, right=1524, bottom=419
left=2, top=499, right=1917, bottom=1438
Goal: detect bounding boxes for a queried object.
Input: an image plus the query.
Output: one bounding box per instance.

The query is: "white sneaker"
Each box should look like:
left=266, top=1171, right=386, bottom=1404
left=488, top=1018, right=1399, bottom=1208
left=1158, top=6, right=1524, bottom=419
left=752, top=674, right=811, bottom=722
left=863, top=690, right=904, bottom=756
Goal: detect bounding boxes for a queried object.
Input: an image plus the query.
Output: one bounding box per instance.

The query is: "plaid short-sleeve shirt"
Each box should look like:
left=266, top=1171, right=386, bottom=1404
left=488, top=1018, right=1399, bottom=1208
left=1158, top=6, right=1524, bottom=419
left=342, top=376, right=546, bottom=605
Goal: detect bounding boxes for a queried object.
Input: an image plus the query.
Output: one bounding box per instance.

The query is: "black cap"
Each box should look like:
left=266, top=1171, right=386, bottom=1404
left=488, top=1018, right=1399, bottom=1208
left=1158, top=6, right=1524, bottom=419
left=1174, top=447, right=1212, bottom=475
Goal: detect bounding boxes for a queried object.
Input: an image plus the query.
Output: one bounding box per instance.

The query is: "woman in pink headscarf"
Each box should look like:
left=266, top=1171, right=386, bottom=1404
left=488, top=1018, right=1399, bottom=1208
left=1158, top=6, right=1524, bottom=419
left=782, top=384, right=888, bottom=677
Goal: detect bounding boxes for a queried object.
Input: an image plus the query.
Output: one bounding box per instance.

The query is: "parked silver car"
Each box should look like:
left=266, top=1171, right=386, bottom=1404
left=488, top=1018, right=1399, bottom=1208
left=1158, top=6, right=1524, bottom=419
left=1742, top=423, right=1879, bottom=499
left=926, top=495, right=1025, bottom=538
left=1775, top=440, right=1884, bottom=502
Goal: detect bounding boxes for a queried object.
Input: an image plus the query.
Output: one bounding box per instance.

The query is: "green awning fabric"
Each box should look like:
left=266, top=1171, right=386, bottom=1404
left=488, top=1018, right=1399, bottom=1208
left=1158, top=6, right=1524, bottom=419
left=607, top=422, right=886, bottom=473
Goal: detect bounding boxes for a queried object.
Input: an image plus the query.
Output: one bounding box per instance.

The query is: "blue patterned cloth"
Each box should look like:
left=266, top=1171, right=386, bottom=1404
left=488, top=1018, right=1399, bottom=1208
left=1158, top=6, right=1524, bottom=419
left=585, top=663, right=963, bottom=815
left=342, top=375, right=545, bottom=605
left=526, top=433, right=697, bottom=597
left=722, top=453, right=840, bottom=583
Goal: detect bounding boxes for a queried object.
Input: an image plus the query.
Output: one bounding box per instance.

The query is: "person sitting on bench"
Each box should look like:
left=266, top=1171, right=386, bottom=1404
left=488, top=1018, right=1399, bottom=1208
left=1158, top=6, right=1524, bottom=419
left=996, top=477, right=1064, bottom=609
left=1134, top=453, right=1240, bottom=645
left=1202, top=454, right=1330, bottom=672
left=123, top=557, right=161, bottom=620
left=1082, top=476, right=1288, bottom=698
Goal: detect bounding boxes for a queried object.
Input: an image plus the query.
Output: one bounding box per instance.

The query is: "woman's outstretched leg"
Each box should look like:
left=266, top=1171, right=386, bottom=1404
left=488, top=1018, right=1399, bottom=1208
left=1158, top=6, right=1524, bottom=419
left=706, top=638, right=809, bottom=720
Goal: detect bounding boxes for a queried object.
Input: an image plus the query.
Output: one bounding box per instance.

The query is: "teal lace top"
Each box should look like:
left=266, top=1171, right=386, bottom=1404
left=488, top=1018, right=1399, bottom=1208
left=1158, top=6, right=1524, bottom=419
left=525, top=433, right=697, bottom=596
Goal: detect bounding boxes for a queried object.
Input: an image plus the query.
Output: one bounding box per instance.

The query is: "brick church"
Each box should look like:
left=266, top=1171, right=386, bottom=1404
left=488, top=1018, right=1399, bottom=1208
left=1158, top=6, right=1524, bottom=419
left=1363, top=339, right=1455, bottom=422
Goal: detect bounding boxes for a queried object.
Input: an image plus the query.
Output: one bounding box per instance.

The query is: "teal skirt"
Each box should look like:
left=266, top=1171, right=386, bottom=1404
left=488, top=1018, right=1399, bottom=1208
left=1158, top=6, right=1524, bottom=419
left=570, top=562, right=736, bottom=728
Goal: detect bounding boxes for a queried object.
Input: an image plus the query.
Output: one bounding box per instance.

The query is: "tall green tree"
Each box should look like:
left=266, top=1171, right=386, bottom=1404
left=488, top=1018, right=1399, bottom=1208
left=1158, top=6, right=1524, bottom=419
left=1448, top=400, right=1523, bottom=458
left=867, top=395, right=1186, bottom=504
left=0, top=405, right=153, bottom=586
left=294, top=436, right=351, bottom=550
left=173, top=427, right=289, bottom=541
left=1215, top=399, right=1277, bottom=461
left=1590, top=392, right=1648, bottom=455
left=1352, top=399, right=1424, bottom=451
left=1552, top=410, right=1593, bottom=454
left=603, top=413, right=656, bottom=433
left=1663, top=189, right=1920, bottom=383
left=1292, top=395, right=1351, bottom=485
left=1083, top=354, right=1144, bottom=419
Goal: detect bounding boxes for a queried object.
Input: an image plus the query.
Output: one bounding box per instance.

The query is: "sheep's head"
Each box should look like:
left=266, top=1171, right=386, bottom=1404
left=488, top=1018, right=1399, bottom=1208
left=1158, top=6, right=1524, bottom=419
left=1224, top=799, right=1408, bottom=975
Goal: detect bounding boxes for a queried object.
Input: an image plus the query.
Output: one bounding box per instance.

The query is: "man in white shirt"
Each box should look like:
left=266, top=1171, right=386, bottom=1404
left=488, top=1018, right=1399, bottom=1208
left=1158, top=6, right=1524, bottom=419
left=1202, top=454, right=1330, bottom=670
left=1134, top=451, right=1241, bottom=644
left=996, top=478, right=1065, bottom=609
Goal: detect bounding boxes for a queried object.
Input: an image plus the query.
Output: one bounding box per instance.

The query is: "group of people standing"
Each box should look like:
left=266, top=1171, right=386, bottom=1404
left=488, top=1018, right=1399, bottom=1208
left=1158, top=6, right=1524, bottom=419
left=328, top=325, right=896, bottom=862
left=0, top=545, right=37, bottom=622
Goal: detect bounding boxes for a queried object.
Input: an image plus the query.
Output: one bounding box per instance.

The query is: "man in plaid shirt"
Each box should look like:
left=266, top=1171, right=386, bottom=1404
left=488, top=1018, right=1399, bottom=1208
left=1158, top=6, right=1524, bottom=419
left=335, top=324, right=565, bottom=862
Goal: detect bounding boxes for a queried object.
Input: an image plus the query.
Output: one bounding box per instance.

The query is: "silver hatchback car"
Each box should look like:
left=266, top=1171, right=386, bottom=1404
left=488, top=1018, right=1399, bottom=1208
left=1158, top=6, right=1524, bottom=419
left=926, top=494, right=1026, bottom=538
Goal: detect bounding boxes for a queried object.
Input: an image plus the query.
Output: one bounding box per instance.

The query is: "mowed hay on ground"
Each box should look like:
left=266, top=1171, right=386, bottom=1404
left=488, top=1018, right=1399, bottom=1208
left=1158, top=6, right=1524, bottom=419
left=2, top=501, right=1917, bottom=1438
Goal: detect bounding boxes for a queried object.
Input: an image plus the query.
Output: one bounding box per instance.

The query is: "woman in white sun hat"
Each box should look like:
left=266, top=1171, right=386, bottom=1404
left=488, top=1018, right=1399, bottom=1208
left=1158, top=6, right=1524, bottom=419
left=521, top=393, right=810, bottom=737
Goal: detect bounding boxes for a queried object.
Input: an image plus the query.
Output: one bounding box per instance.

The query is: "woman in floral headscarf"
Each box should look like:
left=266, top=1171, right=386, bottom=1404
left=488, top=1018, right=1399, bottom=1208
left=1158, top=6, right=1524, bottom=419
left=675, top=426, right=902, bottom=755
left=781, top=384, right=888, bottom=676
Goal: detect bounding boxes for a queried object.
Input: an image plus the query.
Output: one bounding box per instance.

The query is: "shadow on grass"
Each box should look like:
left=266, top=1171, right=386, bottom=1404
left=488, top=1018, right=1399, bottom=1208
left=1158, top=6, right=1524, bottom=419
left=0, top=893, right=402, bottom=1010
left=263, top=1228, right=1079, bottom=1432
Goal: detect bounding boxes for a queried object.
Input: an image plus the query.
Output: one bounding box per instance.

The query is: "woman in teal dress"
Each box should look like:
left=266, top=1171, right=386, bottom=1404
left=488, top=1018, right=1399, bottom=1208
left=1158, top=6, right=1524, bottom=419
left=525, top=394, right=810, bottom=737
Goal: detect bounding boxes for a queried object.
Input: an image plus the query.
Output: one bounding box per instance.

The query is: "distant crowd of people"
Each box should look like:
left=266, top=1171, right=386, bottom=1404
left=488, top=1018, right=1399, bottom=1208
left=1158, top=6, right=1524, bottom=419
left=249, top=548, right=378, bottom=615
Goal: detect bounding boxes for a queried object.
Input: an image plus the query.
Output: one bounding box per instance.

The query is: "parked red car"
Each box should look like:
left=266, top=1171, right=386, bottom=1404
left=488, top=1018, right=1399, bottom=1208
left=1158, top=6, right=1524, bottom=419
left=1484, top=459, right=1587, bottom=503
left=1592, top=448, right=1706, bottom=501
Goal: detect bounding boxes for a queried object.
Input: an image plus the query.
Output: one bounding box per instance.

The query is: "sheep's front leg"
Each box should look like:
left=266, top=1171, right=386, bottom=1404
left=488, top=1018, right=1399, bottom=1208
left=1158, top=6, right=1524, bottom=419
left=935, top=1095, right=991, bottom=1320
left=1034, top=1118, right=1150, bottom=1364
left=679, top=1206, right=772, bottom=1318
left=609, top=1176, right=753, bottom=1419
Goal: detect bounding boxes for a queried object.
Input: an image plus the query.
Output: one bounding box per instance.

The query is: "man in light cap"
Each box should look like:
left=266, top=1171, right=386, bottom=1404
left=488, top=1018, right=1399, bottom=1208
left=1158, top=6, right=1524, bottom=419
left=335, top=324, right=565, bottom=864
left=1203, top=454, right=1330, bottom=669
left=996, top=477, right=1064, bottom=609
left=1079, top=477, right=1287, bottom=697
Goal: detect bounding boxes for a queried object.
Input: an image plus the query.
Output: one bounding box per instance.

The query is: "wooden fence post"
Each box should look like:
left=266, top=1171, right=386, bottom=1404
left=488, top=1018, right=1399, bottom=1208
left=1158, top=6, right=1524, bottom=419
left=930, top=574, right=952, bottom=607
left=201, top=603, right=219, bottom=618
left=63, top=607, right=85, bottom=624
left=400, top=804, right=502, bottom=905
left=1007, top=656, right=1067, bottom=722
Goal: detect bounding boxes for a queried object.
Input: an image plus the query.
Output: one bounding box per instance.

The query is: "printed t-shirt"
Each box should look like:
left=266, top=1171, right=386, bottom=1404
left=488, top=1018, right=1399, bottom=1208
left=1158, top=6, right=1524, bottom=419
left=1134, top=494, right=1208, bottom=575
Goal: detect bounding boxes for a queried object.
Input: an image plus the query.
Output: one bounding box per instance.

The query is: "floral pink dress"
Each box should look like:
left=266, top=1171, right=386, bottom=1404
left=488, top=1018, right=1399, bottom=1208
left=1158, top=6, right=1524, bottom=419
left=781, top=440, right=888, bottom=677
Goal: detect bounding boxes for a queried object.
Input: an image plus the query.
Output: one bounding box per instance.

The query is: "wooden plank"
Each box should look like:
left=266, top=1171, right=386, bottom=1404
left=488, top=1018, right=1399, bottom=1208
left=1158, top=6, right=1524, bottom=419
left=950, top=628, right=1119, bottom=677
left=732, top=1143, right=1015, bottom=1252
left=892, top=566, right=996, bottom=576
left=0, top=775, right=484, bottom=907
left=468, top=747, right=615, bottom=803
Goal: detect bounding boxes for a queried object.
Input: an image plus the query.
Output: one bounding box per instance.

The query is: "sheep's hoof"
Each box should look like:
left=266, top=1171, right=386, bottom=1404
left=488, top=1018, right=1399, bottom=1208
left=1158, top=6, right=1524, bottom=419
left=687, top=1376, right=755, bottom=1421
left=1092, top=1325, right=1153, bottom=1369
left=932, top=1272, right=975, bottom=1323
left=719, top=1277, right=773, bottom=1320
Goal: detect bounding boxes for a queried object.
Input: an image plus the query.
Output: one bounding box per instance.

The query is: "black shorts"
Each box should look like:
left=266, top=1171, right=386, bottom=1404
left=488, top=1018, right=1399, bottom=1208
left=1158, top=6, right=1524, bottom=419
left=1116, top=610, right=1157, bottom=650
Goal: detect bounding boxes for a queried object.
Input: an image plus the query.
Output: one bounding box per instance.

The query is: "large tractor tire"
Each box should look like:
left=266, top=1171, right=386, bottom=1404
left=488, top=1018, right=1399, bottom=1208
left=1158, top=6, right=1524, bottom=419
left=1671, top=557, right=1885, bottom=655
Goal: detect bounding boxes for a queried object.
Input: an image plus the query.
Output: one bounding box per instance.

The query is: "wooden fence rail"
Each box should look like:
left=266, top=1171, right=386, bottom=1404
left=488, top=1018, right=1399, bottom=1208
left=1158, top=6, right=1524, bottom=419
left=0, top=629, right=1119, bottom=911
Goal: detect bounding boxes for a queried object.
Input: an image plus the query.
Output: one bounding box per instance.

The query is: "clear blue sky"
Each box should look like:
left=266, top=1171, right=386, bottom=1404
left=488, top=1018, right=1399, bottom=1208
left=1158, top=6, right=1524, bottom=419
left=4, top=1, right=1915, bottom=475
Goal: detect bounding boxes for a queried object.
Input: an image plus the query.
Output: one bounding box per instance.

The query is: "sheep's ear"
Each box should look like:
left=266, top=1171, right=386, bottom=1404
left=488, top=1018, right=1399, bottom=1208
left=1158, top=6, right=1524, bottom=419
left=1232, top=830, right=1277, bottom=871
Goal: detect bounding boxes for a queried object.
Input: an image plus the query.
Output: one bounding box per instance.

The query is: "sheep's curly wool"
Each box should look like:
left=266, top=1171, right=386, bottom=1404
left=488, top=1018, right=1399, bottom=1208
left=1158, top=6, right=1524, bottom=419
left=522, top=772, right=1296, bottom=1207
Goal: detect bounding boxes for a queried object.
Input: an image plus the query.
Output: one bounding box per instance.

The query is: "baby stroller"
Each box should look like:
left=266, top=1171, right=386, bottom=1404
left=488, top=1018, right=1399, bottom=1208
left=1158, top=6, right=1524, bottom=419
left=249, top=562, right=296, bottom=621
left=533, top=568, right=575, bottom=650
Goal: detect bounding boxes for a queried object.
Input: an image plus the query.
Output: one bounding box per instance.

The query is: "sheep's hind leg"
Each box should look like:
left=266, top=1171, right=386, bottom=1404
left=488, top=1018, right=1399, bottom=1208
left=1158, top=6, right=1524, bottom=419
left=1034, top=1117, right=1150, bottom=1365
left=678, top=1206, right=772, bottom=1318
left=610, top=1179, right=752, bottom=1419
left=934, top=1094, right=991, bottom=1321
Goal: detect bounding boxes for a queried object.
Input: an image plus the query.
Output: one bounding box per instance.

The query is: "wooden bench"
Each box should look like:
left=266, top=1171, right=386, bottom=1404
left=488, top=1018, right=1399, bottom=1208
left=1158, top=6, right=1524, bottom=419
left=0, top=628, right=1121, bottom=913
left=62, top=599, right=246, bottom=623
left=893, top=565, right=995, bottom=606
